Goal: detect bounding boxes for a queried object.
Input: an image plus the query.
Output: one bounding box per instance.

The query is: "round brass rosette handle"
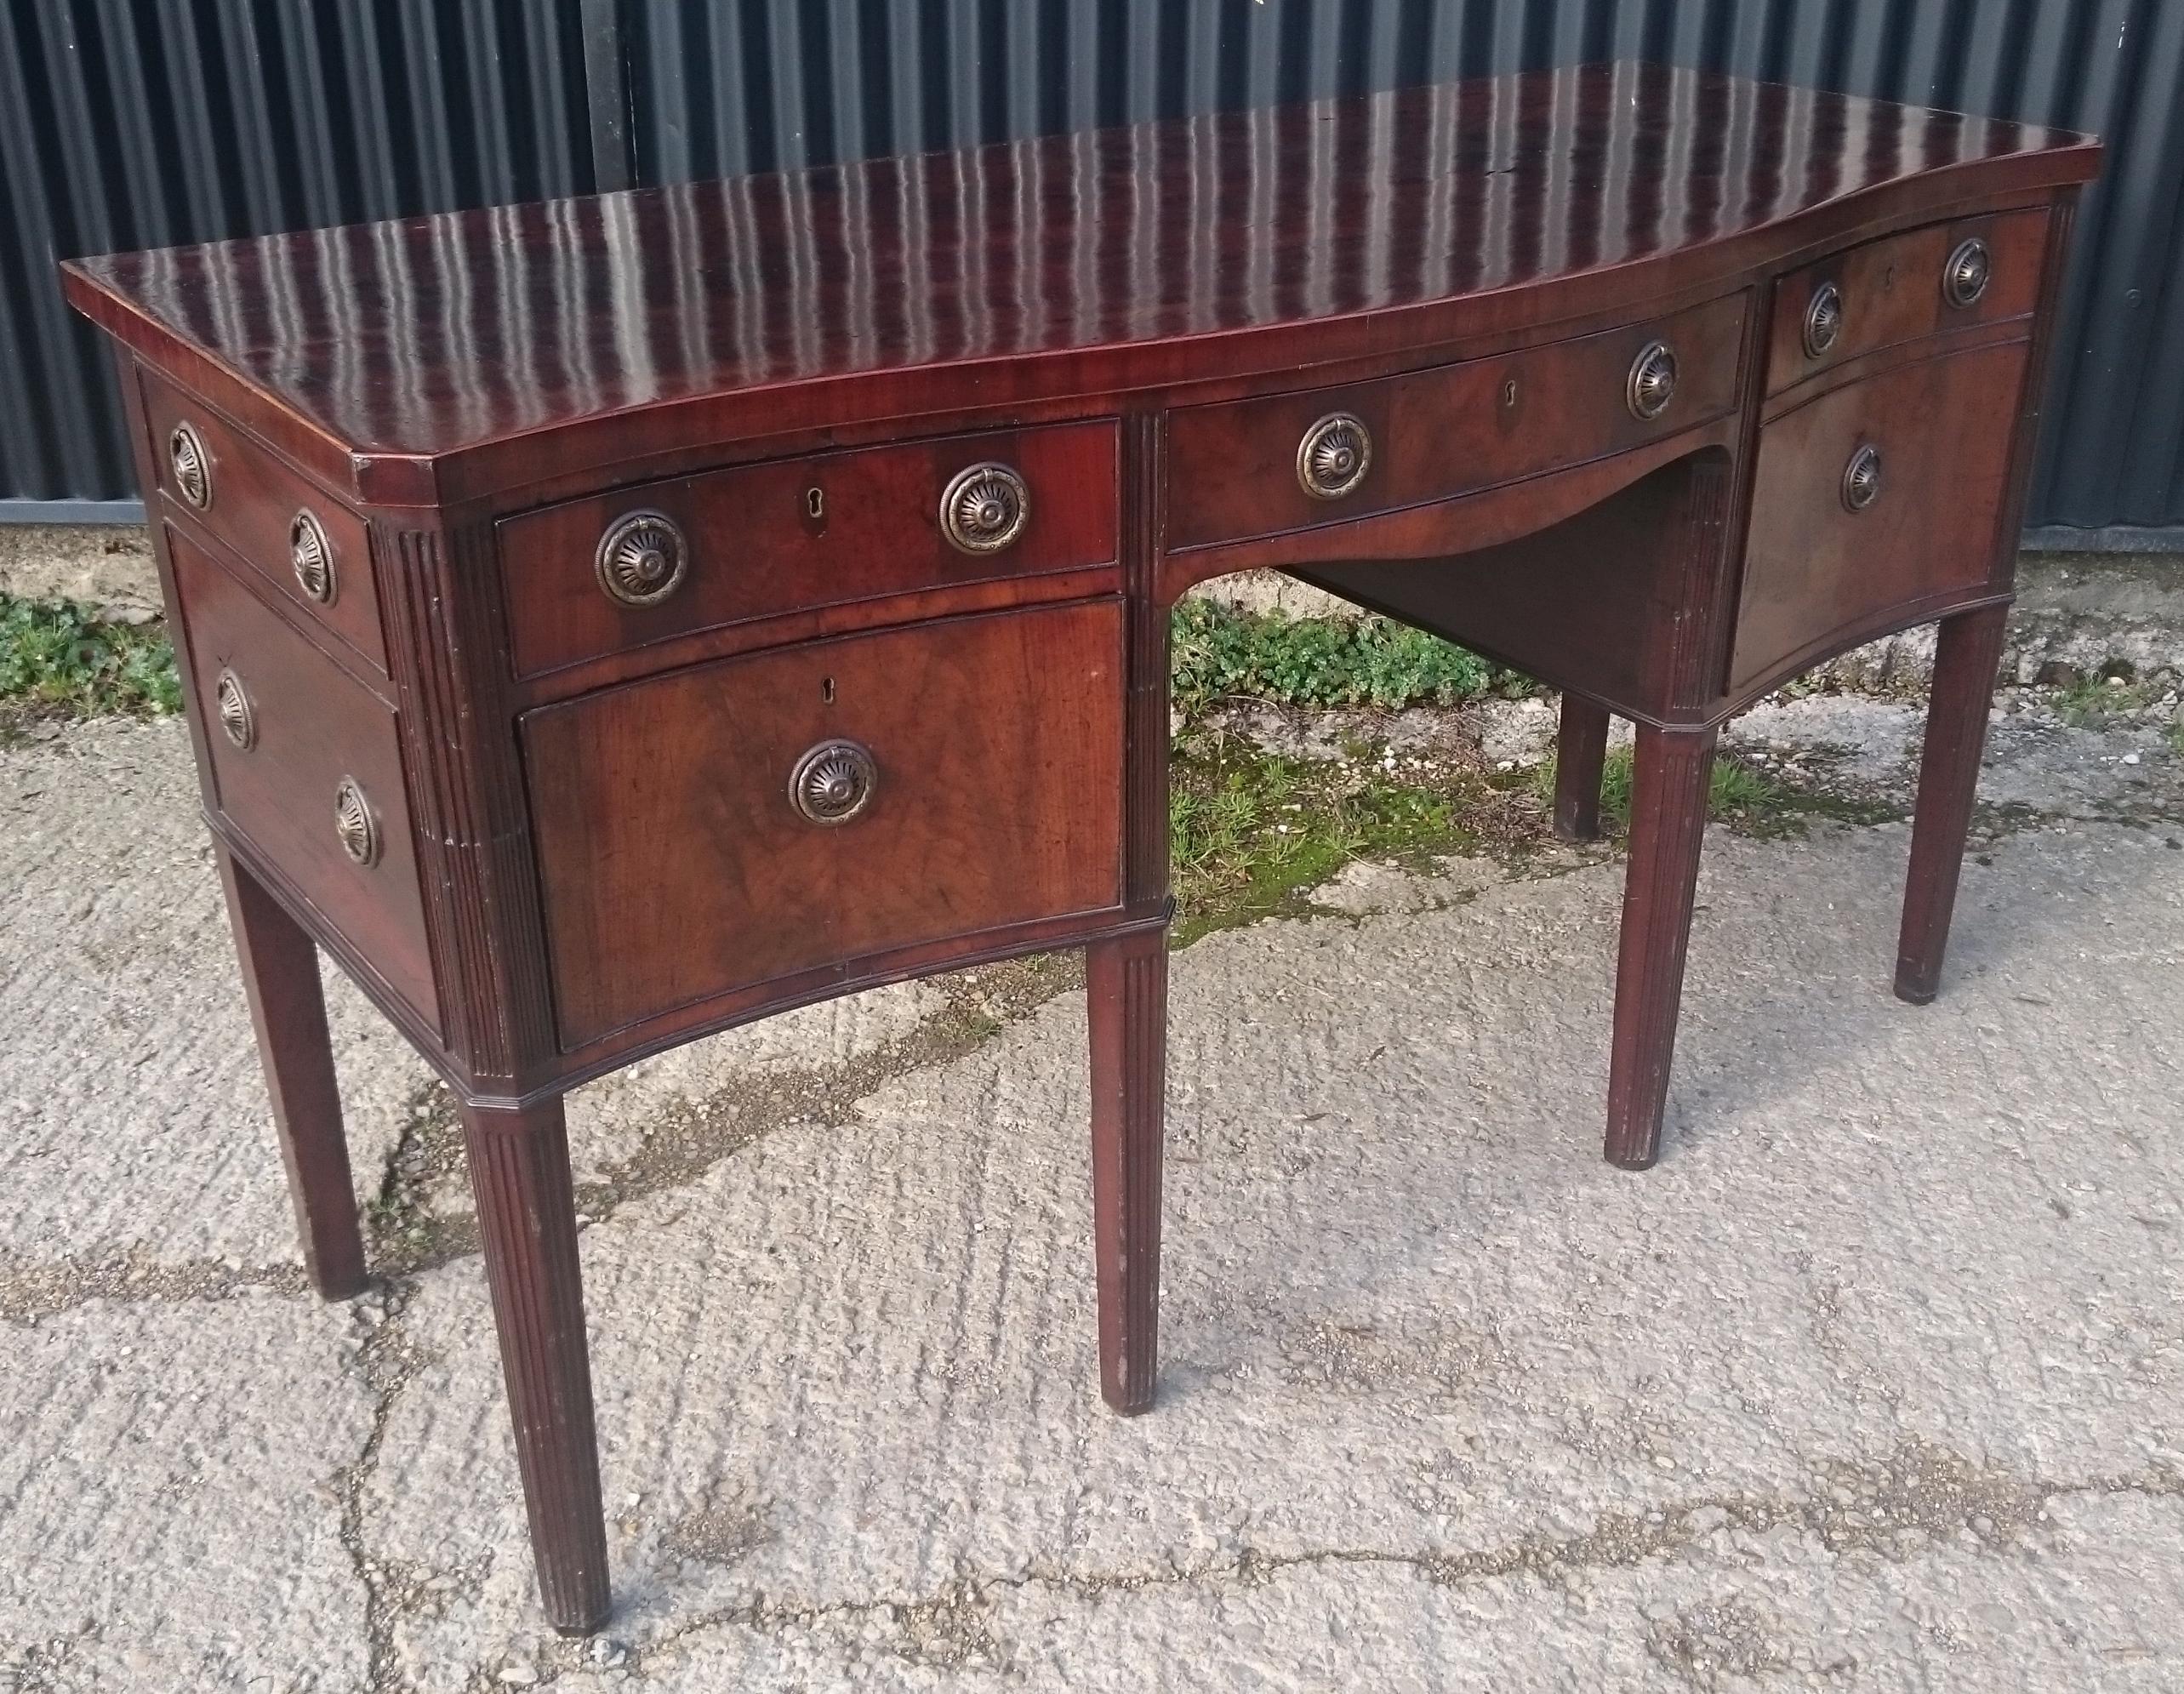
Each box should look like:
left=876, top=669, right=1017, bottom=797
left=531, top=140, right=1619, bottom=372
left=940, top=463, right=1030, bottom=554
left=595, top=510, right=688, bottom=607
left=290, top=508, right=336, bottom=603
left=214, top=668, right=255, bottom=750
left=1296, top=412, right=1371, bottom=500
left=1803, top=282, right=1844, bottom=357
left=1841, top=443, right=1884, bottom=512
left=1626, top=340, right=1679, bottom=420
left=168, top=421, right=212, bottom=509
left=790, top=739, right=877, bottom=826
left=334, top=777, right=381, bottom=867
left=1943, top=237, right=1991, bottom=309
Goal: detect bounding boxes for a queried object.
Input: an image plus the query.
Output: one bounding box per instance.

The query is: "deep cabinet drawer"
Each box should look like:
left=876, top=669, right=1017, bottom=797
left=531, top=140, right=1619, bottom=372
left=522, top=601, right=1126, bottom=1050
left=140, top=373, right=385, bottom=676
left=499, top=422, right=1120, bottom=679
left=1164, top=293, right=1747, bottom=551
left=168, top=530, right=437, bottom=1029
left=1767, top=208, right=2047, bottom=396
left=1731, top=341, right=2029, bottom=694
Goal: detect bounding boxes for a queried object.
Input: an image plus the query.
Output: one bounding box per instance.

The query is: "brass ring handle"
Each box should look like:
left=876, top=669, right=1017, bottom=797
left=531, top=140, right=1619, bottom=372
left=1943, top=237, right=1991, bottom=309
left=214, top=668, right=255, bottom=750
left=1296, top=412, right=1371, bottom=500
left=940, top=462, right=1030, bottom=554
left=596, top=510, right=688, bottom=607
left=790, top=739, right=878, bottom=826
left=290, top=509, right=336, bottom=604
left=1626, top=340, right=1679, bottom=420
left=168, top=421, right=212, bottom=509
left=1841, top=443, right=1883, bottom=512
left=1803, top=282, right=1844, bottom=357
left=334, top=776, right=381, bottom=867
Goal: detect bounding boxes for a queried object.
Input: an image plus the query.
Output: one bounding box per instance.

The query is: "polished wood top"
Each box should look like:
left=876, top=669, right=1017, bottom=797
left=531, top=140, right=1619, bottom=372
left=64, top=61, right=2095, bottom=503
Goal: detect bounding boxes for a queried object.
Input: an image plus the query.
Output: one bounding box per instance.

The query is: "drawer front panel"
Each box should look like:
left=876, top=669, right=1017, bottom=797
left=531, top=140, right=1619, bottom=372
left=169, top=530, right=437, bottom=1027
left=1165, top=293, right=1747, bottom=551
left=524, top=601, right=1126, bottom=1049
left=1767, top=208, right=2047, bottom=396
left=140, top=374, right=385, bottom=675
left=499, top=421, right=1120, bottom=679
left=1732, top=341, right=2028, bottom=694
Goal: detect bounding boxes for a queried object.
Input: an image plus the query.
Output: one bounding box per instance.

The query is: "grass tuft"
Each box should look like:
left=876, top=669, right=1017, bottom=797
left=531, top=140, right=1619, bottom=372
left=0, top=595, right=180, bottom=720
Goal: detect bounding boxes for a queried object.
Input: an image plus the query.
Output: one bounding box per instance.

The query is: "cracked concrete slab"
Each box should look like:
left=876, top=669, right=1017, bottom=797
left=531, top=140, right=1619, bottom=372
left=0, top=1292, right=376, bottom=1691
left=3, top=704, right=2182, bottom=1691
left=353, top=822, right=2178, bottom=1690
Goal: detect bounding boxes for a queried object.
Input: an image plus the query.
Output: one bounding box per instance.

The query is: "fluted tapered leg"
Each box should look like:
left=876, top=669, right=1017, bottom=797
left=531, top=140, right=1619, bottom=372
left=215, top=845, right=368, bottom=1299
left=1896, top=604, right=2010, bottom=1005
left=1604, top=726, right=1717, bottom=1170
left=1086, top=927, right=1166, bottom=1414
left=461, top=1096, right=611, bottom=1634
left=1554, top=693, right=1613, bottom=842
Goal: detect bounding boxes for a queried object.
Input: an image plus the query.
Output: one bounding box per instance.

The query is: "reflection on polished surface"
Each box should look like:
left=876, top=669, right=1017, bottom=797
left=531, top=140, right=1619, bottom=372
left=66, top=62, right=2090, bottom=457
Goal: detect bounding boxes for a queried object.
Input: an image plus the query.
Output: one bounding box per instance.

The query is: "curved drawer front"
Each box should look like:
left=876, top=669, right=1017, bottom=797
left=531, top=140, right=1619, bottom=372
left=499, top=421, right=1118, bottom=679
left=1767, top=208, right=2047, bottom=396
left=168, top=530, right=436, bottom=1029
left=522, top=601, right=1126, bottom=1052
left=1731, top=340, right=2029, bottom=695
left=1164, top=292, right=1746, bottom=552
left=140, top=374, right=384, bottom=676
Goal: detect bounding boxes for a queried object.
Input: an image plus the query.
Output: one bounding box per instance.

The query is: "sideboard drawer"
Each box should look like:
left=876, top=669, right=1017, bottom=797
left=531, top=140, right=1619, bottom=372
left=1731, top=340, right=2029, bottom=694
left=1164, top=293, right=1746, bottom=551
left=523, top=600, right=1126, bottom=1050
left=140, top=374, right=385, bottom=676
left=168, top=530, right=437, bottom=1028
left=499, top=421, right=1119, bottom=679
left=1767, top=208, right=2047, bottom=396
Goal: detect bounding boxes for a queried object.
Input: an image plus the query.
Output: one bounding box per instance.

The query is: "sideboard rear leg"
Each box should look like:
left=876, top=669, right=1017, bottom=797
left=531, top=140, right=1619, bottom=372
left=1086, top=927, right=1167, bottom=1415
left=214, top=844, right=368, bottom=1299
left=1604, top=726, right=1718, bottom=1169
left=1554, top=694, right=1613, bottom=842
left=1896, top=603, right=2010, bottom=1005
left=460, top=1095, right=612, bottom=1635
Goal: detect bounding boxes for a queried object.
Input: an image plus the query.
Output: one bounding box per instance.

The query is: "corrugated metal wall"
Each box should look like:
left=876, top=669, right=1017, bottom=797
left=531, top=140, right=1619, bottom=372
left=5, top=1, right=2180, bottom=541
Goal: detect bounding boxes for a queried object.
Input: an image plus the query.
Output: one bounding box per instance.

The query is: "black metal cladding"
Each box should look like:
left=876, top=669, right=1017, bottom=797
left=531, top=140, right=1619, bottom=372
left=5, top=2, right=2180, bottom=539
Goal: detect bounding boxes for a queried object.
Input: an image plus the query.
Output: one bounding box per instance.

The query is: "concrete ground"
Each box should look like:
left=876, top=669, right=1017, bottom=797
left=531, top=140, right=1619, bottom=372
left=3, top=687, right=2181, bottom=1693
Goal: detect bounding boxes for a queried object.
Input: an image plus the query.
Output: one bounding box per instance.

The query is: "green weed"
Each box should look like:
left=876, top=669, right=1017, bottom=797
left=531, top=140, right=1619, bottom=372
left=0, top=595, right=180, bottom=719
left=1172, top=600, right=1529, bottom=716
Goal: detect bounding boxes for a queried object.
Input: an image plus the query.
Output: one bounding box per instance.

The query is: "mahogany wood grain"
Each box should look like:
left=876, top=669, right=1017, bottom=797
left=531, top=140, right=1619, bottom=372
left=168, top=529, right=438, bottom=1030
left=214, top=844, right=368, bottom=1300
left=1605, top=727, right=1719, bottom=1170
left=1554, top=696, right=1612, bottom=844
left=499, top=420, right=1119, bottom=679
left=1166, top=294, right=1745, bottom=552
left=1731, top=340, right=2029, bottom=696
left=139, top=372, right=385, bottom=676
left=1086, top=927, right=1167, bottom=1414
left=1896, top=604, right=2011, bottom=1005
left=460, top=1096, right=611, bottom=1634
left=1765, top=208, right=2048, bottom=397
left=60, top=65, right=2096, bottom=506
left=523, top=602, right=1126, bottom=1050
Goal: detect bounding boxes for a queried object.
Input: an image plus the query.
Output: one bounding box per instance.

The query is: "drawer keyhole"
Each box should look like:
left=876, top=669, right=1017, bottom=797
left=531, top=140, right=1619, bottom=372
left=806, top=486, right=825, bottom=521
left=822, top=676, right=835, bottom=704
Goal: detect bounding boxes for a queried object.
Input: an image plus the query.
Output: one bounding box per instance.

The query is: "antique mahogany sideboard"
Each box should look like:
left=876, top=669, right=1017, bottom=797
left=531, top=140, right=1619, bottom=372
left=62, top=65, right=2097, bottom=1633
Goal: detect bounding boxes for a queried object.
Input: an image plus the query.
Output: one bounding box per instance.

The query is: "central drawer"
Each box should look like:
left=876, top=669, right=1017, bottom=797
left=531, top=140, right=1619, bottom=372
left=522, top=601, right=1126, bottom=1051
left=1164, top=292, right=1746, bottom=551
